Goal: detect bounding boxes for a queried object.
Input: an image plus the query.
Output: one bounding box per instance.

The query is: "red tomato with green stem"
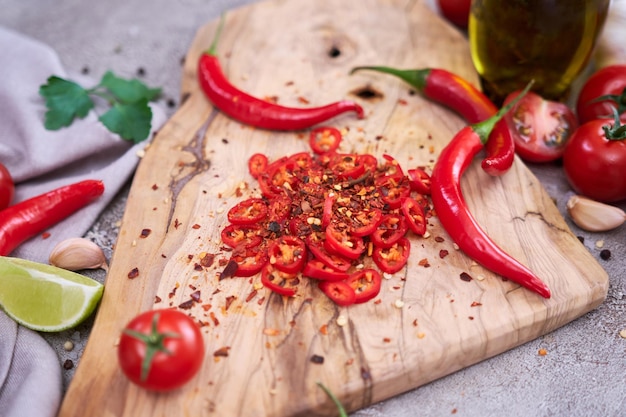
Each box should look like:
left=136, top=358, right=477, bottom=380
left=503, top=90, right=578, bottom=163
left=576, top=64, right=626, bottom=125
left=563, top=114, right=626, bottom=203
left=0, top=162, right=14, bottom=210
left=118, top=309, right=204, bottom=392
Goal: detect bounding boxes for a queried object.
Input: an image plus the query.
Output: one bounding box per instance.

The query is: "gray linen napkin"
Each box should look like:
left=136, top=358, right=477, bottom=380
left=0, top=26, right=166, bottom=416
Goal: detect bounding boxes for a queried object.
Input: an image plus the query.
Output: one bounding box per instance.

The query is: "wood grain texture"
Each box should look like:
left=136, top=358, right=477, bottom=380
left=59, top=0, right=608, bottom=416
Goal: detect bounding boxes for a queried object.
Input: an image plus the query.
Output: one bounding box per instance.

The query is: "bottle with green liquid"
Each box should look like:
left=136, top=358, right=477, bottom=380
left=469, top=0, right=610, bottom=104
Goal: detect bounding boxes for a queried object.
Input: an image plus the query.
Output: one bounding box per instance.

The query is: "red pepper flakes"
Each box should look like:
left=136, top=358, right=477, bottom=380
left=383, top=337, right=391, bottom=343
left=439, top=249, right=449, bottom=259
left=42, top=232, right=51, bottom=240
left=319, top=324, right=328, bottom=335
left=257, top=296, right=266, bottom=305
left=140, top=228, right=151, bottom=238
left=192, top=223, right=201, bottom=229
left=468, top=316, right=474, bottom=320
left=178, top=299, right=194, bottom=310
left=220, top=259, right=238, bottom=280
left=127, top=267, right=139, bottom=279
left=194, top=263, right=204, bottom=271
left=213, top=346, right=231, bottom=357
left=200, top=253, right=215, bottom=268
left=209, top=311, right=219, bottom=326
left=398, top=98, right=408, bottom=105
left=174, top=218, right=181, bottom=229
left=418, top=258, right=431, bottom=267
left=152, top=184, right=158, bottom=190
left=434, top=236, right=445, bottom=243
left=538, top=348, right=548, bottom=356
left=168, top=285, right=178, bottom=299
left=470, top=301, right=482, bottom=307
left=310, top=354, right=324, bottom=364
left=190, top=291, right=202, bottom=302
left=201, top=303, right=212, bottom=311
left=245, top=290, right=258, bottom=302
left=460, top=272, right=473, bottom=282
left=298, top=96, right=310, bottom=105
left=154, top=295, right=162, bottom=303
left=225, top=295, right=236, bottom=311
left=412, top=319, right=418, bottom=327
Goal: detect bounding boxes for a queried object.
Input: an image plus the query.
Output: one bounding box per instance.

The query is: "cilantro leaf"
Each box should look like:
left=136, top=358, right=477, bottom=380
left=39, top=76, right=94, bottom=130
left=98, top=99, right=153, bottom=143
left=98, top=71, right=161, bottom=104
left=39, top=71, right=162, bottom=143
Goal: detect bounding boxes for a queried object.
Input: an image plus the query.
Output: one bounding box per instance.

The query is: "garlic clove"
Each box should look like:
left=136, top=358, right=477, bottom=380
left=49, top=237, right=108, bottom=271
left=566, top=195, right=626, bottom=232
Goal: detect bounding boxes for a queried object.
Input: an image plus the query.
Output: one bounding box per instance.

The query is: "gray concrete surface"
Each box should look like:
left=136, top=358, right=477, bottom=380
left=1, top=0, right=625, bottom=416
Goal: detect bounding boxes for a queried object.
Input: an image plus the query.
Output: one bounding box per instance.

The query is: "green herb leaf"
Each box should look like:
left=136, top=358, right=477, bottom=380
left=39, top=71, right=162, bottom=143
left=99, top=99, right=153, bottom=143
left=98, top=71, right=161, bottom=104
left=39, top=76, right=94, bottom=130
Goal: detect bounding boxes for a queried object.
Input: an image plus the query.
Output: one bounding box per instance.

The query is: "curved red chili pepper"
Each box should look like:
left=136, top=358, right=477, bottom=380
left=430, top=84, right=551, bottom=298
left=481, top=118, right=516, bottom=176
left=198, top=18, right=364, bottom=131
left=350, top=66, right=514, bottom=176
left=0, top=179, right=105, bottom=256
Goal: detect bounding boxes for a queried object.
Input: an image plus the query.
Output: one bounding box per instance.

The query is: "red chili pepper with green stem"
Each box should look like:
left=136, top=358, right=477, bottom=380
left=198, top=17, right=364, bottom=131
left=430, top=82, right=551, bottom=298
left=0, top=179, right=105, bottom=256
left=350, top=66, right=514, bottom=176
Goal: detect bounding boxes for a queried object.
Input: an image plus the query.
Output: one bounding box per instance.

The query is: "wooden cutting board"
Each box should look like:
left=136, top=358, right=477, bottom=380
left=59, top=0, right=609, bottom=416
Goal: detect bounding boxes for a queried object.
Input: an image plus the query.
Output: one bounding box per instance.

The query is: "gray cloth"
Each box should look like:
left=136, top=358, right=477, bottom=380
left=0, top=26, right=166, bottom=416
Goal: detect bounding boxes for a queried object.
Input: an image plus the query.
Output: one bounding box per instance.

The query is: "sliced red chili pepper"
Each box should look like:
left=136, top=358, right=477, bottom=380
left=347, top=269, right=382, bottom=303
left=267, top=194, right=292, bottom=225
left=375, top=154, right=404, bottom=186
left=358, top=153, right=378, bottom=174
left=370, top=213, right=408, bottom=248
left=198, top=18, right=364, bottom=131
left=303, top=259, right=350, bottom=282
left=429, top=84, right=551, bottom=298
left=310, top=126, right=342, bottom=155
left=372, top=237, right=411, bottom=274
left=0, top=179, right=105, bottom=256
left=268, top=236, right=307, bottom=274
left=318, top=280, right=356, bottom=306
left=231, top=244, right=269, bottom=277
left=260, top=264, right=299, bottom=297
left=407, top=167, right=432, bottom=195
left=401, top=196, right=427, bottom=236
left=306, top=235, right=352, bottom=272
left=288, top=213, right=319, bottom=238
left=227, top=198, right=268, bottom=225
left=379, top=178, right=411, bottom=209
left=330, top=153, right=365, bottom=180
left=321, top=194, right=336, bottom=228
left=287, top=152, right=313, bottom=171
left=248, top=153, right=268, bottom=179
left=350, top=208, right=383, bottom=237
left=220, top=224, right=262, bottom=248
left=324, top=223, right=365, bottom=260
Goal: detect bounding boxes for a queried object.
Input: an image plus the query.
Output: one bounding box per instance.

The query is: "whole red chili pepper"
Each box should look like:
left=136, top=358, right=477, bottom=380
left=198, top=18, right=364, bottom=131
left=430, top=83, right=551, bottom=298
left=350, top=66, right=514, bottom=176
left=0, top=179, right=105, bottom=256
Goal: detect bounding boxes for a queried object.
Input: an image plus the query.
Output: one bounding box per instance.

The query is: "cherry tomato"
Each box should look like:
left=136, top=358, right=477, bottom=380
left=576, top=64, right=626, bottom=125
left=310, top=126, right=342, bottom=154
left=318, top=280, right=356, bottom=307
left=248, top=153, right=268, bottom=179
left=373, top=237, right=411, bottom=274
left=118, top=309, right=204, bottom=392
left=347, top=269, right=382, bottom=304
left=437, top=0, right=471, bottom=29
left=227, top=198, right=268, bottom=225
left=0, top=162, right=14, bottom=210
left=401, top=197, right=427, bottom=236
left=261, top=264, right=299, bottom=297
left=268, top=235, right=307, bottom=274
left=503, top=90, right=578, bottom=163
left=303, top=259, right=350, bottom=282
left=562, top=117, right=626, bottom=203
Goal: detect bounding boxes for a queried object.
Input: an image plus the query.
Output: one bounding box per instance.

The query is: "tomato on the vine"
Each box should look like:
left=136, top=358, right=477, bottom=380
left=576, top=64, right=626, bottom=125
left=118, top=309, right=204, bottom=392
left=0, top=162, right=14, bottom=211
left=503, top=90, right=578, bottom=163
left=562, top=115, right=626, bottom=203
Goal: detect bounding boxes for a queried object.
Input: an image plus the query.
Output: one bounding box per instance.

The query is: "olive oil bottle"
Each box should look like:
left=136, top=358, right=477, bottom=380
left=469, top=0, right=610, bottom=104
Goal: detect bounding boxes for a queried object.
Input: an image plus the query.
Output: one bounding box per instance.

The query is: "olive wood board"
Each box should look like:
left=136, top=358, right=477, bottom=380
left=59, top=0, right=609, bottom=416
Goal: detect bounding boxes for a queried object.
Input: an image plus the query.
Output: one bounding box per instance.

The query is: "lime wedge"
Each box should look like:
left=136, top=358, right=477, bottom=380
left=0, top=256, right=104, bottom=332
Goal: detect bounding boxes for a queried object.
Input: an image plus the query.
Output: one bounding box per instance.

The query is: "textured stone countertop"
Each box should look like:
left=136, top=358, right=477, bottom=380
left=1, top=0, right=624, bottom=416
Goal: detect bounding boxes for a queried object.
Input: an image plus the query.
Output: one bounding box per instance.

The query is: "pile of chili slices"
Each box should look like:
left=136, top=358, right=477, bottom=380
left=220, top=126, right=433, bottom=307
